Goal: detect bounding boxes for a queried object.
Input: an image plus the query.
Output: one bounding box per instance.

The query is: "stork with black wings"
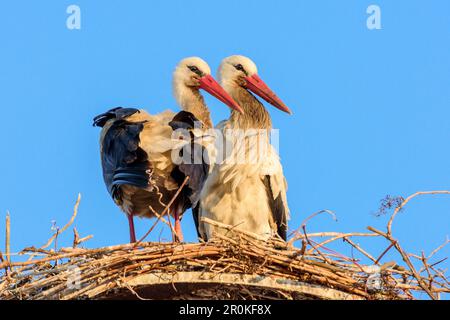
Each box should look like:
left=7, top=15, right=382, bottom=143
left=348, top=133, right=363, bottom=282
left=94, top=57, right=242, bottom=243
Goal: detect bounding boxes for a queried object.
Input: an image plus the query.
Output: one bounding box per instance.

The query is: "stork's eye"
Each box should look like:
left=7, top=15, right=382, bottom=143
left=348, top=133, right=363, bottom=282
left=187, top=65, right=202, bottom=76
left=234, top=64, right=245, bottom=72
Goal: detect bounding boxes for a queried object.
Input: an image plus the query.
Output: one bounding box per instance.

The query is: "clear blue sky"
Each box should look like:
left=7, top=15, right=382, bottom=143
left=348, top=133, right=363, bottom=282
left=1, top=1, right=449, bottom=296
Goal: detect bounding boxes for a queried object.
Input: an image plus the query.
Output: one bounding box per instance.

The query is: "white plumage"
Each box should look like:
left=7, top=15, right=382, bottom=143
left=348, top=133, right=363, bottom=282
left=196, top=55, right=291, bottom=241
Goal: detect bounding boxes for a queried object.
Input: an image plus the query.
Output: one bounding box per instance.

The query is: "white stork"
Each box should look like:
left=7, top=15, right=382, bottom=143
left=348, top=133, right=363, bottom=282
left=93, top=57, right=242, bottom=243
left=196, top=55, right=292, bottom=241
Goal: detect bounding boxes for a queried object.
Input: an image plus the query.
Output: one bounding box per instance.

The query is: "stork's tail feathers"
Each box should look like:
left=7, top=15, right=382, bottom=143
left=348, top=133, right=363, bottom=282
left=93, top=107, right=140, bottom=127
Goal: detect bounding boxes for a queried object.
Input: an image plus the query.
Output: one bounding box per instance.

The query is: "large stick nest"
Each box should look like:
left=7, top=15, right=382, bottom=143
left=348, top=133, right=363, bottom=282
left=0, top=237, right=406, bottom=300
left=0, top=192, right=449, bottom=300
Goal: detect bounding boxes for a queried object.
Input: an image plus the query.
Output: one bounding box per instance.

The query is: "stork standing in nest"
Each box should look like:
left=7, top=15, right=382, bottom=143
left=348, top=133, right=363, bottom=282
left=93, top=57, right=242, bottom=243
left=196, top=55, right=292, bottom=241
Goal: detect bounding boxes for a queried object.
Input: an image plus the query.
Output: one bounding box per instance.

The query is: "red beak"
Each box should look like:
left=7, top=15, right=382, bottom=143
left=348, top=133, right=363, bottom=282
left=199, top=75, right=244, bottom=114
left=244, top=74, right=292, bottom=115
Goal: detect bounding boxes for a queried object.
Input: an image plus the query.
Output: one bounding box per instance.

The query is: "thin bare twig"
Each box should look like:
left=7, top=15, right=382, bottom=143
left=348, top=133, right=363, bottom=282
left=375, top=241, right=397, bottom=264
left=42, top=194, right=81, bottom=250
left=343, top=237, right=377, bottom=263
left=5, top=212, right=10, bottom=264
left=288, top=210, right=336, bottom=246
left=428, top=237, right=450, bottom=260
left=135, top=176, right=190, bottom=246
left=387, top=191, right=450, bottom=236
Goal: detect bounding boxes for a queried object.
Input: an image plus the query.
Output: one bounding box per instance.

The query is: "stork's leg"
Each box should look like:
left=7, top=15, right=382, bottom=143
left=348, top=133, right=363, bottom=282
left=174, top=210, right=184, bottom=243
left=127, top=214, right=137, bottom=243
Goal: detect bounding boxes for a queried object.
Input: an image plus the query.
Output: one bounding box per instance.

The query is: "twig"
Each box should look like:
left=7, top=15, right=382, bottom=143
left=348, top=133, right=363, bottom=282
left=292, top=232, right=377, bottom=239
left=387, top=191, right=450, bottom=236
left=421, top=251, right=434, bottom=289
left=77, top=235, right=93, bottom=245
left=428, top=236, right=450, bottom=260
left=375, top=241, right=396, bottom=264
left=430, top=258, right=448, bottom=269
left=343, top=237, right=377, bottom=263
left=368, top=226, right=437, bottom=299
left=135, top=176, right=189, bottom=246
left=42, top=194, right=81, bottom=250
left=288, top=210, right=336, bottom=245
left=302, top=226, right=332, bottom=265
left=5, top=212, right=10, bottom=264
left=13, top=194, right=81, bottom=276
left=200, top=217, right=268, bottom=241
left=73, top=228, right=80, bottom=248
left=0, top=250, right=7, bottom=277
left=310, top=232, right=380, bottom=251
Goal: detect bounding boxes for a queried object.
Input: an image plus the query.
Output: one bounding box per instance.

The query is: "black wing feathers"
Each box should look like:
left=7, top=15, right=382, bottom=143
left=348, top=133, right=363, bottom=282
left=95, top=108, right=210, bottom=222
left=263, top=176, right=287, bottom=241
left=93, top=107, right=140, bottom=128
left=168, top=110, right=199, bottom=130
left=192, top=204, right=203, bottom=240
left=95, top=107, right=150, bottom=202
left=169, top=110, right=210, bottom=212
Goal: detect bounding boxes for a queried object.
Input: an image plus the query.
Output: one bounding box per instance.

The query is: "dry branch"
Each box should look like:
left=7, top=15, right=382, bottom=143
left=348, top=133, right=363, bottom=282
left=0, top=191, right=449, bottom=300
left=5, top=212, right=10, bottom=264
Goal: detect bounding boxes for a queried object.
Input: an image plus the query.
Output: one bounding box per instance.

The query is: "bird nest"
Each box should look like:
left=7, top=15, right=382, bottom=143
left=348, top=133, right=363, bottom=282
left=0, top=192, right=449, bottom=300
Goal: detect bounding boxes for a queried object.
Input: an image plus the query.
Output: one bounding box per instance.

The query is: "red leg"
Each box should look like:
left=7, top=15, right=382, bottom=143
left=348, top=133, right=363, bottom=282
left=174, top=210, right=184, bottom=242
left=127, top=214, right=136, bottom=243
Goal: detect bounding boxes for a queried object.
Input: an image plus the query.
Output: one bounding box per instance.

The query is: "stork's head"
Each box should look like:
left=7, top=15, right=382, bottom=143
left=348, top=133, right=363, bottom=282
left=173, top=57, right=243, bottom=113
left=218, top=55, right=292, bottom=115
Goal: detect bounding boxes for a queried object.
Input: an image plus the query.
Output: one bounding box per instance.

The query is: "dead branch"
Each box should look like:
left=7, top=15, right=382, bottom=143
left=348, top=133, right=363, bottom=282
left=0, top=191, right=448, bottom=300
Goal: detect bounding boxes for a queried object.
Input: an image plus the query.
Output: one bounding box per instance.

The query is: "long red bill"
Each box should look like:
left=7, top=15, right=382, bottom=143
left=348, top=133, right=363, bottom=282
left=199, top=75, right=244, bottom=114
left=244, top=74, right=292, bottom=115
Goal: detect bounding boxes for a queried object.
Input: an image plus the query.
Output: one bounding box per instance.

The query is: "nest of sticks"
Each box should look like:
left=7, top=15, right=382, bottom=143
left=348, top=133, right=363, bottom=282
left=0, top=191, right=449, bottom=300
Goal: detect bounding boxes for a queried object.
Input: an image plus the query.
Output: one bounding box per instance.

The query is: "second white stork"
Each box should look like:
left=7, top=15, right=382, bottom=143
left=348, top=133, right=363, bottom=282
left=93, top=57, right=242, bottom=243
left=196, top=55, right=292, bottom=241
